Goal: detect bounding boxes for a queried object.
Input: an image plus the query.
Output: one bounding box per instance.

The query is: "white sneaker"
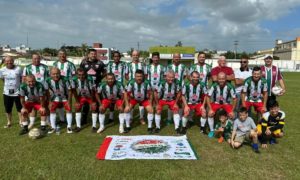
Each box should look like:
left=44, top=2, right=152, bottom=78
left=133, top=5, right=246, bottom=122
left=119, top=124, right=124, bottom=134
left=97, top=126, right=104, bottom=133
left=67, top=127, right=73, bottom=134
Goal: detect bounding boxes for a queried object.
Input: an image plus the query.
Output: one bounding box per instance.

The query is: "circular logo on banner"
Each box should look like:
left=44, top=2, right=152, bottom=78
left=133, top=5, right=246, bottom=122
left=131, top=139, right=170, bottom=154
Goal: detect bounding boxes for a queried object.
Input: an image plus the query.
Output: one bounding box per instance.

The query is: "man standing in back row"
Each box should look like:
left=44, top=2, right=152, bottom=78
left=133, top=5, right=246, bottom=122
left=260, top=56, right=286, bottom=110
left=80, top=49, right=106, bottom=124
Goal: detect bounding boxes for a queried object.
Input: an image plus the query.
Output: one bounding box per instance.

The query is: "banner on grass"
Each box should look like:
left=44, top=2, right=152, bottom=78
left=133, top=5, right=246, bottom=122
left=96, top=135, right=198, bottom=160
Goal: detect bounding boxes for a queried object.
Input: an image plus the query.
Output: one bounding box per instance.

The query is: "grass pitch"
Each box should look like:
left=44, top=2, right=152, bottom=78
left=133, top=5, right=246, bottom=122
left=0, top=72, right=299, bottom=179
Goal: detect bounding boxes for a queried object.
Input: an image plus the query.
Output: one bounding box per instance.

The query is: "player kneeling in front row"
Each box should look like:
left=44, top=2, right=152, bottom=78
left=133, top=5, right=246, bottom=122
left=155, top=70, right=182, bottom=134
left=214, top=109, right=232, bottom=143
left=73, top=68, right=97, bottom=132
left=242, top=66, right=268, bottom=120
left=206, top=72, right=236, bottom=137
left=231, top=107, right=259, bottom=153
left=96, top=73, right=127, bottom=133
left=19, top=75, right=47, bottom=135
left=257, top=100, right=285, bottom=148
left=181, top=71, right=207, bottom=134
left=46, top=68, right=73, bottom=134
left=124, top=70, right=154, bottom=133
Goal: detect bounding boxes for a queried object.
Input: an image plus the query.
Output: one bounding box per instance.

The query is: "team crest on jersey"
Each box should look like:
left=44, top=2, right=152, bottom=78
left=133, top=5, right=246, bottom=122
left=95, top=65, right=99, bottom=68
left=85, top=65, right=89, bottom=68
left=136, top=92, right=143, bottom=98
left=36, top=72, right=42, bottom=78
left=131, top=140, right=170, bottom=154
left=192, top=94, right=198, bottom=100
left=87, top=69, right=96, bottom=75
left=175, top=73, right=179, bottom=78
left=153, top=73, right=159, bottom=78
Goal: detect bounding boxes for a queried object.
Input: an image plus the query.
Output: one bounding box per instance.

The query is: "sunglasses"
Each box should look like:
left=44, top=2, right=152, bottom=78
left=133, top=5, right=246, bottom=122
left=240, top=61, right=248, bottom=64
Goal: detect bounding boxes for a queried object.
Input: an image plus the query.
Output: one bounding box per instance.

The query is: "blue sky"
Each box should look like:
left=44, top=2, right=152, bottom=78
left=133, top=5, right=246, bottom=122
left=0, top=0, right=300, bottom=52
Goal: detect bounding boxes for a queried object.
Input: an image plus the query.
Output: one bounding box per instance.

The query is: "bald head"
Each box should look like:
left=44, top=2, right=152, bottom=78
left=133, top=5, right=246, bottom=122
left=217, top=72, right=226, bottom=86
left=50, top=67, right=61, bottom=81
left=172, top=53, right=181, bottom=65
left=132, top=50, right=140, bottom=62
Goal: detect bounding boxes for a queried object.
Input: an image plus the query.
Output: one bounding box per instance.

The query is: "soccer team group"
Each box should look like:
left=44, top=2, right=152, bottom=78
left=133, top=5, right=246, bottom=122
left=0, top=49, right=287, bottom=152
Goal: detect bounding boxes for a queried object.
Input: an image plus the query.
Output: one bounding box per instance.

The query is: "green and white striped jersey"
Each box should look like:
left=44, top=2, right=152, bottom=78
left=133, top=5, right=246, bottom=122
left=166, top=64, right=186, bottom=84
left=243, top=77, right=268, bottom=102
left=157, top=80, right=182, bottom=101
left=106, top=61, right=126, bottom=84
left=126, top=61, right=147, bottom=80
left=53, top=60, right=76, bottom=79
left=22, top=63, right=49, bottom=83
left=189, top=63, right=211, bottom=85
left=182, top=81, right=207, bottom=104
left=72, top=76, right=95, bottom=97
left=126, top=80, right=151, bottom=101
left=19, top=82, right=44, bottom=102
left=97, top=81, right=125, bottom=100
left=45, top=77, right=72, bottom=102
left=208, top=82, right=236, bottom=104
left=147, top=64, right=165, bottom=89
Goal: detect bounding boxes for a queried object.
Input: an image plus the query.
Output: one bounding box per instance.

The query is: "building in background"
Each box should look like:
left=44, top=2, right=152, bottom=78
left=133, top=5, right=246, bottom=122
left=149, top=46, right=195, bottom=66
left=273, top=37, right=300, bottom=60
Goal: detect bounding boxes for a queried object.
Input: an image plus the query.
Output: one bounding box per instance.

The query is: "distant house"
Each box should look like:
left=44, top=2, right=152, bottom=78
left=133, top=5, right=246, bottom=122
left=148, top=46, right=195, bottom=66
left=273, top=37, right=300, bottom=60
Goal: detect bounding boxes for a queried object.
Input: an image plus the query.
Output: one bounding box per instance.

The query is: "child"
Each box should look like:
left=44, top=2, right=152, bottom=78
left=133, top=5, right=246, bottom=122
left=214, top=109, right=232, bottom=143
left=257, top=100, right=285, bottom=148
left=231, top=107, right=259, bottom=153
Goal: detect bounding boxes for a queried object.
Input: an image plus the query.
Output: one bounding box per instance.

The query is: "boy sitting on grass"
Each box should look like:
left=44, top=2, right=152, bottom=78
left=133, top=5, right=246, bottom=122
left=231, top=107, right=260, bottom=153
left=257, top=100, right=285, bottom=148
left=214, top=109, right=232, bottom=143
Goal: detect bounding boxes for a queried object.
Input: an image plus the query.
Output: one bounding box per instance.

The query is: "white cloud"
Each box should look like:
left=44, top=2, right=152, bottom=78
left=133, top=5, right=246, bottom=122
left=0, top=0, right=299, bottom=52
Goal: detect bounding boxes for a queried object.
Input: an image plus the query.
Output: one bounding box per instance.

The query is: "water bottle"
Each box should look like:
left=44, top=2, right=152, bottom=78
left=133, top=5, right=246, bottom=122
left=56, top=125, right=60, bottom=135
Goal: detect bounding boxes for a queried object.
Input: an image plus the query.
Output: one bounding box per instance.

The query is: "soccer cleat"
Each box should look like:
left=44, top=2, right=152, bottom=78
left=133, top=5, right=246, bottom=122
left=181, top=127, right=187, bottom=135
left=107, top=119, right=114, bottom=124
left=175, top=128, right=181, bottom=135
left=19, top=126, right=29, bottom=135
left=208, top=131, right=215, bottom=138
left=74, top=127, right=81, bottom=133
left=269, top=138, right=277, bottom=145
left=67, top=127, right=73, bottom=134
left=48, top=128, right=55, bottom=134
left=154, top=128, right=160, bottom=133
left=252, top=144, right=260, bottom=153
left=40, top=126, right=48, bottom=135
left=147, top=128, right=153, bottom=134
left=218, top=136, right=224, bottom=143
left=119, top=125, right=124, bottom=134
left=91, top=127, right=97, bottom=133
left=124, top=127, right=131, bottom=133
left=97, top=126, right=105, bottom=133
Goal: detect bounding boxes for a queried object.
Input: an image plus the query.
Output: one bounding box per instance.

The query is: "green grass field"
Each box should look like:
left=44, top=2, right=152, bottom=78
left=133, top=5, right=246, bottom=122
left=0, top=72, right=299, bottom=180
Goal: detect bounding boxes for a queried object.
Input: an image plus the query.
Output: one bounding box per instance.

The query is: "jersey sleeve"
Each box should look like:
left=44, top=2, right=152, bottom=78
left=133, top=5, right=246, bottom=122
left=230, top=85, right=236, bottom=99
left=0, top=68, right=3, bottom=78
left=70, top=62, right=76, bottom=75
left=22, top=66, right=28, bottom=77
left=126, top=81, right=133, bottom=93
left=277, top=67, right=283, bottom=80
left=19, top=84, right=25, bottom=97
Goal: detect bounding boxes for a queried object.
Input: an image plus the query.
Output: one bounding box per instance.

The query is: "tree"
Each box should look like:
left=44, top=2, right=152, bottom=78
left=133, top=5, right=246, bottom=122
left=175, top=41, right=182, bottom=47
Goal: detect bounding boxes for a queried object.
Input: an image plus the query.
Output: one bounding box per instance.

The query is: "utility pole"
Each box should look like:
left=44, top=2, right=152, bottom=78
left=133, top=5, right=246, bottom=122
left=234, top=40, right=238, bottom=60
left=137, top=42, right=140, bottom=51
left=26, top=32, right=29, bottom=47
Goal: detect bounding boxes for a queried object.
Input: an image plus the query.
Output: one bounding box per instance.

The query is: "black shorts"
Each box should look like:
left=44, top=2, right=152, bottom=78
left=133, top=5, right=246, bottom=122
left=3, top=94, right=22, bottom=113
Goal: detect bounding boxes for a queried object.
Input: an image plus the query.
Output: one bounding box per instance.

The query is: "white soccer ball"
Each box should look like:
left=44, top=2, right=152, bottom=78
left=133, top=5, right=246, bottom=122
left=271, top=86, right=282, bottom=96
left=28, top=128, right=41, bottom=140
